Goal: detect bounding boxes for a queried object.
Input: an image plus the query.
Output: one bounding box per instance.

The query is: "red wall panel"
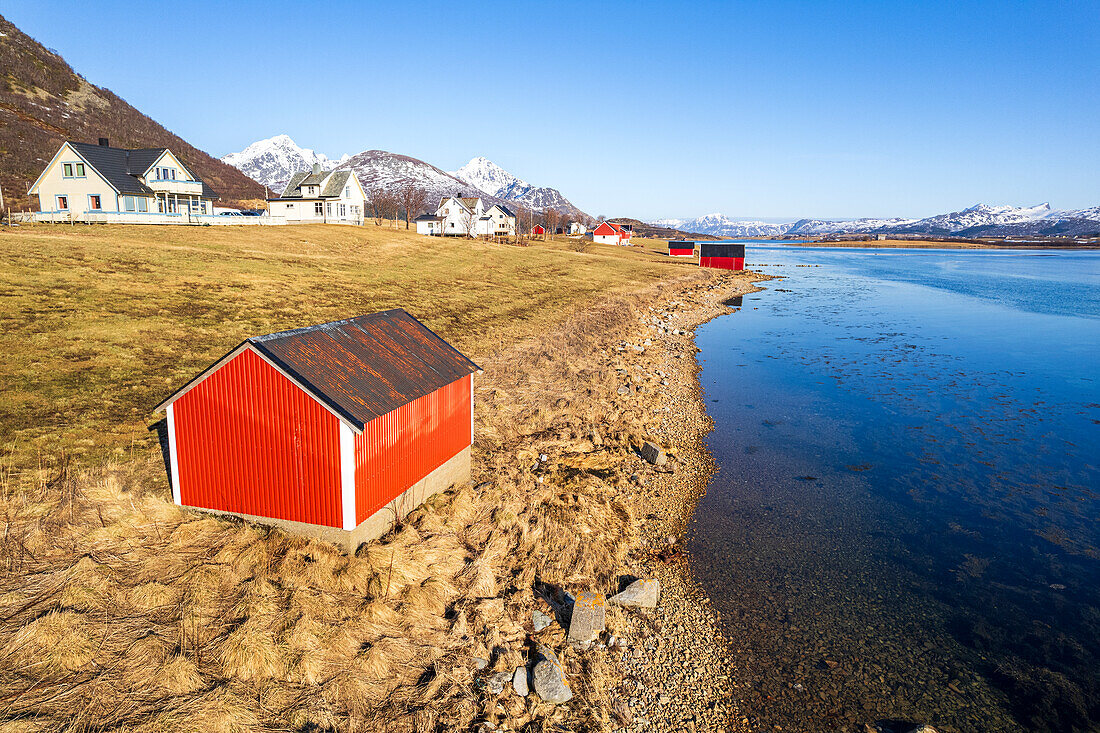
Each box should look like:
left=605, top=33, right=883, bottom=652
left=354, top=374, right=472, bottom=524
left=669, top=247, right=695, bottom=257
left=699, top=256, right=745, bottom=271
left=173, top=348, right=343, bottom=528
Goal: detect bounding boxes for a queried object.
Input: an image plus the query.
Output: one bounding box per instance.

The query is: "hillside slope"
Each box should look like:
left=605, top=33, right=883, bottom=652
left=0, top=14, right=264, bottom=209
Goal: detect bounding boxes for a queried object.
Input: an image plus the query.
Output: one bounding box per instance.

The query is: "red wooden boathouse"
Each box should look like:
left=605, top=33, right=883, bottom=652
left=668, top=240, right=696, bottom=257
left=155, top=309, right=480, bottom=550
left=531, top=224, right=545, bottom=236
left=699, top=242, right=746, bottom=270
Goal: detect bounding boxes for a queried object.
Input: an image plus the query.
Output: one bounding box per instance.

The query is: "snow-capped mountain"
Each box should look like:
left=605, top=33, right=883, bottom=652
left=332, top=150, right=481, bottom=204
left=783, top=216, right=919, bottom=236
left=224, top=139, right=587, bottom=217
left=650, top=213, right=789, bottom=237
left=449, top=156, right=582, bottom=216
left=221, top=135, right=349, bottom=191
left=658, top=203, right=1099, bottom=238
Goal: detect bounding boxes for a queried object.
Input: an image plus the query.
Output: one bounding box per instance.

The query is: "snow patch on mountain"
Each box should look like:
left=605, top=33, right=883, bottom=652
left=222, top=134, right=348, bottom=190
left=450, top=156, right=582, bottom=216
left=650, top=213, right=789, bottom=237
left=656, top=202, right=1099, bottom=238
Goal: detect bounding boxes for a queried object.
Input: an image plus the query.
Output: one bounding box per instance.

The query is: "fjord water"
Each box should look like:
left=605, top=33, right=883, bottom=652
left=689, top=247, right=1100, bottom=732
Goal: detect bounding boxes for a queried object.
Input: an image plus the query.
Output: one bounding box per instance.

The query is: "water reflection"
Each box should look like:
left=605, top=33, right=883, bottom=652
left=690, top=247, right=1100, bottom=733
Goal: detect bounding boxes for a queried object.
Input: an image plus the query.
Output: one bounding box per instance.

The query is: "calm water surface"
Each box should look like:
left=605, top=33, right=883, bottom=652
left=689, top=247, right=1100, bottom=732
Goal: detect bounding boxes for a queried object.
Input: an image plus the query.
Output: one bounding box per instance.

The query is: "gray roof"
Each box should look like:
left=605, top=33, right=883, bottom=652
left=66, top=141, right=217, bottom=199
left=277, top=172, right=310, bottom=198
left=321, top=170, right=352, bottom=197
left=495, top=204, right=515, bottom=217
left=276, top=169, right=350, bottom=199
left=415, top=214, right=442, bottom=221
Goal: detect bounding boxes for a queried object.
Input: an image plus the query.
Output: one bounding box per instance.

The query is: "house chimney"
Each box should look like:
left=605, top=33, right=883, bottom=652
left=311, top=162, right=321, bottom=175
left=98, top=137, right=110, bottom=147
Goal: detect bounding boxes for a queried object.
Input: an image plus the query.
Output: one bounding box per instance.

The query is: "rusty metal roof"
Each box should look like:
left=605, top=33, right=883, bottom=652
left=156, top=310, right=480, bottom=431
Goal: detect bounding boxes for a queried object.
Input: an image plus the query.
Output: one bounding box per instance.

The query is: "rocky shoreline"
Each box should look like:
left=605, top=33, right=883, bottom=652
left=596, top=275, right=766, bottom=733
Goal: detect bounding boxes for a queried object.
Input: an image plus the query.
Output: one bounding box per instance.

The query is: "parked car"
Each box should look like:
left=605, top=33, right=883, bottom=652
left=219, top=210, right=244, bottom=216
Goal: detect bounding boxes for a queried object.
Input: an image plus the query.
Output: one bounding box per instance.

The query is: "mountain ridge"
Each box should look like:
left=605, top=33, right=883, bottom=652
left=655, top=202, right=1100, bottom=239
left=0, top=13, right=265, bottom=209
left=223, top=137, right=587, bottom=218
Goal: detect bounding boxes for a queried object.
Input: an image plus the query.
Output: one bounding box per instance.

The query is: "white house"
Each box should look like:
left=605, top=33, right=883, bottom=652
left=426, top=196, right=516, bottom=237
left=415, top=214, right=443, bottom=235
left=268, top=164, right=365, bottom=224
left=434, top=196, right=484, bottom=236
left=476, top=204, right=517, bottom=237
left=28, top=138, right=220, bottom=223
left=569, top=222, right=587, bottom=235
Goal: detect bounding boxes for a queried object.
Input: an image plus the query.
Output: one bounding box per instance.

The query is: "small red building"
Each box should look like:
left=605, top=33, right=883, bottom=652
left=591, top=221, right=632, bottom=245
left=155, top=310, right=480, bottom=550
left=699, top=242, right=746, bottom=270
left=668, top=240, right=696, bottom=257
left=531, top=224, right=545, bottom=236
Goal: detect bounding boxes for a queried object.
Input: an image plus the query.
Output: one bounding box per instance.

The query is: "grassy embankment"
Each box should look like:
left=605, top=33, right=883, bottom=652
left=0, top=223, right=687, bottom=471
left=0, top=222, right=731, bottom=732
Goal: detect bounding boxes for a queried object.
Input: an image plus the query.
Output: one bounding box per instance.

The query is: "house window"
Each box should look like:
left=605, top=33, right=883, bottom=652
left=62, top=162, right=85, bottom=178
left=138, top=198, right=148, bottom=212
left=345, top=186, right=350, bottom=197
left=63, top=163, right=72, bottom=177
left=88, top=194, right=101, bottom=210
left=287, top=203, right=294, bottom=209
left=326, top=203, right=333, bottom=216
left=124, top=196, right=136, bottom=211
left=339, top=204, right=346, bottom=216
left=315, top=202, right=324, bottom=215
left=56, top=195, right=68, bottom=210
left=450, top=222, right=455, bottom=228
left=200, top=201, right=207, bottom=214
left=170, top=168, right=176, bottom=180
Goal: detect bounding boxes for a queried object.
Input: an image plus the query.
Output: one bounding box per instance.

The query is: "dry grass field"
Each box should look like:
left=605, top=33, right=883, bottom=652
left=0, top=221, right=729, bottom=732
left=0, top=223, right=689, bottom=473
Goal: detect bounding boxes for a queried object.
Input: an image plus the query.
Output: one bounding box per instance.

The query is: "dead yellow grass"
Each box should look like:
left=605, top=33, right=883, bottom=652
left=0, top=222, right=740, bottom=730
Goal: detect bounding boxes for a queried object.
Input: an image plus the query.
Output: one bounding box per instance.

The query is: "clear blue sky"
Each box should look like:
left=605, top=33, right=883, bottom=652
left=5, top=0, right=1098, bottom=220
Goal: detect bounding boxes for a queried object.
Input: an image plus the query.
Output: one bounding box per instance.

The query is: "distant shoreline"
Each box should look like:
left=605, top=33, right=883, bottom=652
left=756, top=238, right=1100, bottom=250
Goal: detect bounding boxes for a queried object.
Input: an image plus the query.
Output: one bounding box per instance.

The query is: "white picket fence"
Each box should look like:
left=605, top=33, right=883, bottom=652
left=27, top=211, right=288, bottom=226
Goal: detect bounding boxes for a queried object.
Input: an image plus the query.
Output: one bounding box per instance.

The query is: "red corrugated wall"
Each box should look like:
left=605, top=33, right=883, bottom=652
left=700, top=256, right=745, bottom=270
left=173, top=348, right=344, bottom=527
left=669, top=247, right=695, bottom=257
left=354, top=373, right=472, bottom=524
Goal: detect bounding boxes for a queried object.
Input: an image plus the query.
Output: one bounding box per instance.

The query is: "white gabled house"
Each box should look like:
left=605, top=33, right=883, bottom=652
left=436, top=196, right=484, bottom=236
left=268, top=164, right=366, bottom=224
left=477, top=204, right=517, bottom=237
left=425, top=196, right=516, bottom=237
left=28, top=138, right=222, bottom=223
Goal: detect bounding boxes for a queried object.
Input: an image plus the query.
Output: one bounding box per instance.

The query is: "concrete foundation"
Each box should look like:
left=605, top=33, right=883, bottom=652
left=182, top=446, right=471, bottom=552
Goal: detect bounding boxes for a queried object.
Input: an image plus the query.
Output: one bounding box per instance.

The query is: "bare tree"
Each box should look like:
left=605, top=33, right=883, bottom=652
left=365, top=185, right=388, bottom=225
left=398, top=184, right=429, bottom=230
left=545, top=208, right=561, bottom=238
left=513, top=205, right=534, bottom=240
left=459, top=203, right=479, bottom=239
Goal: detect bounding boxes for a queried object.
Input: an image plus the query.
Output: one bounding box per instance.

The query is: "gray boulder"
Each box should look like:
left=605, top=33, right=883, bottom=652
left=512, top=665, right=529, bottom=696
left=532, top=610, right=552, bottom=632
left=567, top=590, right=606, bottom=644
left=608, top=578, right=661, bottom=609
left=532, top=646, right=572, bottom=703
left=487, top=671, right=511, bottom=695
